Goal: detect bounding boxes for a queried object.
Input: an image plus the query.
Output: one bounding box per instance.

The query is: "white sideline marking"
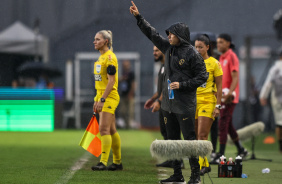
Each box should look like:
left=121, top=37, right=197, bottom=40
left=54, top=152, right=91, bottom=184
left=158, top=169, right=167, bottom=172
left=158, top=168, right=169, bottom=180
left=158, top=174, right=168, bottom=176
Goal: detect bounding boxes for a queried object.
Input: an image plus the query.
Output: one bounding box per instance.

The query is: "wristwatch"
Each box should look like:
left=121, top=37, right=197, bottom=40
left=100, top=98, right=106, bottom=102
left=157, top=99, right=162, bottom=105
left=215, top=104, right=222, bottom=109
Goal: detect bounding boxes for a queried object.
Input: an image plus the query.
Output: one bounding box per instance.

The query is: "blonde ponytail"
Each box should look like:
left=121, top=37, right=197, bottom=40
left=107, top=30, right=113, bottom=51
left=97, top=30, right=113, bottom=51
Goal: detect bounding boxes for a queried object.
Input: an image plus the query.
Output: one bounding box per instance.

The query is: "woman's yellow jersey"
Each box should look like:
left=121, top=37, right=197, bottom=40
left=196, top=57, right=223, bottom=103
left=94, top=50, right=118, bottom=91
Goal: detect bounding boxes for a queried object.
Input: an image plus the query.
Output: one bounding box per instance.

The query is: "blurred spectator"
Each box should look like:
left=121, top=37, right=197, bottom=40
left=216, top=34, right=248, bottom=160
left=118, top=60, right=135, bottom=129
left=22, top=77, right=37, bottom=87
left=11, top=79, right=19, bottom=88
left=249, top=76, right=262, bottom=122
left=36, top=74, right=54, bottom=89
left=260, top=47, right=282, bottom=153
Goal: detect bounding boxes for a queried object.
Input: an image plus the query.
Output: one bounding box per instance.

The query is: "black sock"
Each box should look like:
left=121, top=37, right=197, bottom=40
left=279, top=140, right=282, bottom=152
left=219, top=144, right=226, bottom=155
left=234, top=140, right=243, bottom=152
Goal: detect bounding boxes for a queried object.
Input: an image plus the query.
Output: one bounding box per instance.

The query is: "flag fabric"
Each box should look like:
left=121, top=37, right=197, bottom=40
left=79, top=113, right=101, bottom=157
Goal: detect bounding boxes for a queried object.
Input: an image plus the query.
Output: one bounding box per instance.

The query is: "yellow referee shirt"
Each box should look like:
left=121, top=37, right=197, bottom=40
left=94, top=50, right=118, bottom=91
left=197, top=56, right=223, bottom=103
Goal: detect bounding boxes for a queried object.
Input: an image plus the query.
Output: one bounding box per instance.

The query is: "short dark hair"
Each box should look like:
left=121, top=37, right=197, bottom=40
left=218, top=33, right=235, bottom=49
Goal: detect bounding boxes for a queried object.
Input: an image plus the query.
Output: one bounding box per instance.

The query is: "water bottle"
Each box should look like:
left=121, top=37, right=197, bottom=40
left=227, top=157, right=234, bottom=178
left=218, top=156, right=226, bottom=177
left=241, top=173, right=248, bottom=178
left=167, top=79, right=174, bottom=99
left=235, top=155, right=242, bottom=178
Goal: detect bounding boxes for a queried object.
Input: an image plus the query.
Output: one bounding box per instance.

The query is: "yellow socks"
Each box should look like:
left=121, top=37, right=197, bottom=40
left=100, top=132, right=121, bottom=166
left=204, top=156, right=209, bottom=167
left=111, top=132, right=121, bottom=164
left=100, top=135, right=112, bottom=166
left=199, top=156, right=209, bottom=169
left=199, top=156, right=204, bottom=170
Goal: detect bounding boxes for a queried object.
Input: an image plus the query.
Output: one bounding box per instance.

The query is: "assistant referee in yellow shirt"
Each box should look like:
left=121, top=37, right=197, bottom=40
left=91, top=30, right=122, bottom=171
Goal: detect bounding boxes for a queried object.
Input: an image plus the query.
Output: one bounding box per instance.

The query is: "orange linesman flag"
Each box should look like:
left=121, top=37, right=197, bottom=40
left=79, top=113, right=101, bottom=157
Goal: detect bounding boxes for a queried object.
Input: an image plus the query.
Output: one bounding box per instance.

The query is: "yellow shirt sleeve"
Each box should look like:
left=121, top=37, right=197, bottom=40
left=214, top=60, right=223, bottom=77
left=106, top=54, right=118, bottom=68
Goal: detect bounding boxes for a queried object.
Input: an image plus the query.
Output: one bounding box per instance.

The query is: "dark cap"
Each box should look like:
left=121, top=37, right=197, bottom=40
left=218, top=33, right=235, bottom=49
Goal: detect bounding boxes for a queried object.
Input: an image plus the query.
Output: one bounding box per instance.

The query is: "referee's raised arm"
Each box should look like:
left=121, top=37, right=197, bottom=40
left=129, top=1, right=170, bottom=54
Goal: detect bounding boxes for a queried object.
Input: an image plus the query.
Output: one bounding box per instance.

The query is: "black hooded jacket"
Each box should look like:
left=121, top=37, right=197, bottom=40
left=135, top=15, right=208, bottom=114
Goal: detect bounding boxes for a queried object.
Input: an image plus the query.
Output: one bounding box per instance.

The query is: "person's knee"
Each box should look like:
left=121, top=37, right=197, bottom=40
left=198, top=132, right=208, bottom=140
left=100, top=126, right=110, bottom=135
left=110, top=129, right=117, bottom=135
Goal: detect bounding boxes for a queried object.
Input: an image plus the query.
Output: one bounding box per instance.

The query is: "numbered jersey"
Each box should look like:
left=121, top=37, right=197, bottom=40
left=94, top=50, right=118, bottom=90
left=197, top=56, right=223, bottom=95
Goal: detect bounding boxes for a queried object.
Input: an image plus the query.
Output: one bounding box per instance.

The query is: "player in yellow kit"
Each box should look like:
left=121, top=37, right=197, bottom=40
left=91, top=30, right=122, bottom=171
left=195, top=34, right=223, bottom=175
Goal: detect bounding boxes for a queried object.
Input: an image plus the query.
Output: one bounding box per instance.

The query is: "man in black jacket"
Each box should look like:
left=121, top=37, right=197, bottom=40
left=130, top=2, right=208, bottom=184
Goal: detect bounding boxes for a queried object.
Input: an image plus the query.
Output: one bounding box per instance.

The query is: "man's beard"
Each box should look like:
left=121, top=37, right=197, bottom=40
left=154, top=54, right=163, bottom=62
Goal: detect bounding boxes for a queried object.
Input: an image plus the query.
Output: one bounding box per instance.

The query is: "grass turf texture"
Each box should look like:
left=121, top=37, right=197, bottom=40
left=0, top=130, right=281, bottom=184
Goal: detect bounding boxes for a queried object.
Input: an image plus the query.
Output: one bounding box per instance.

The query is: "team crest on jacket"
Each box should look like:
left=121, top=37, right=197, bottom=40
left=108, top=55, right=112, bottom=61
left=179, top=59, right=185, bottom=65
left=96, top=64, right=101, bottom=73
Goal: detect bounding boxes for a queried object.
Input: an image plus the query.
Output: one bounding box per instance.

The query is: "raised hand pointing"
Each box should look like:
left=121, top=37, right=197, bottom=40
left=129, top=1, right=139, bottom=16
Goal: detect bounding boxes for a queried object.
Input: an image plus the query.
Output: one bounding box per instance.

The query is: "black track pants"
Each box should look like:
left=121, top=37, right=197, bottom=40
left=159, top=109, right=168, bottom=140
left=162, top=109, right=196, bottom=141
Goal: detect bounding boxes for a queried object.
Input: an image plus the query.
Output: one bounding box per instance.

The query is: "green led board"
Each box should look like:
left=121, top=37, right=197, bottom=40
left=0, top=88, right=55, bottom=132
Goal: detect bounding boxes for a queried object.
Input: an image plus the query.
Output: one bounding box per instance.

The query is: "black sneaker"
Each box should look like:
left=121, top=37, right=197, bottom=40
left=239, top=148, right=249, bottom=159
left=187, top=173, right=201, bottom=184
left=210, top=152, right=216, bottom=161
left=209, top=153, right=221, bottom=165
left=159, top=174, right=185, bottom=184
left=200, top=166, right=211, bottom=176
left=91, top=162, right=107, bottom=171
left=156, top=160, right=173, bottom=168
left=107, top=163, right=123, bottom=171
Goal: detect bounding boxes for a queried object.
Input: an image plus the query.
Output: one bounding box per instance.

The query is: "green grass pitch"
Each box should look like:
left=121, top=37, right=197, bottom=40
left=1, top=130, right=281, bottom=184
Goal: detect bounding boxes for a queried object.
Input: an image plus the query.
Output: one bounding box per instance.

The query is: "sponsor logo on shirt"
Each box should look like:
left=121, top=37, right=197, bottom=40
left=96, top=64, right=101, bottom=73
left=94, top=74, right=102, bottom=81
left=200, top=82, right=207, bottom=88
